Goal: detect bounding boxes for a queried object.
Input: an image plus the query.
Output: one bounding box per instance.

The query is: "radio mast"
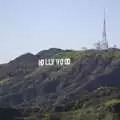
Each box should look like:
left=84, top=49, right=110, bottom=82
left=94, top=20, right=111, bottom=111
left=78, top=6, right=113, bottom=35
left=101, top=9, right=108, bottom=49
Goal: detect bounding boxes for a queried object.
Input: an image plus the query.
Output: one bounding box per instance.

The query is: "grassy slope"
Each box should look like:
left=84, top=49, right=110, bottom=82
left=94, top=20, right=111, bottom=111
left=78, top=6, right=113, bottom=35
left=24, top=87, right=120, bottom=120
left=43, top=100, right=120, bottom=120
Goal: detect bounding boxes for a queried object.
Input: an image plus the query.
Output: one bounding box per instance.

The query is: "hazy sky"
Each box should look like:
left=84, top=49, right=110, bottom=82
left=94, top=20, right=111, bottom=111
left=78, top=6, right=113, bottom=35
left=0, top=0, right=120, bottom=63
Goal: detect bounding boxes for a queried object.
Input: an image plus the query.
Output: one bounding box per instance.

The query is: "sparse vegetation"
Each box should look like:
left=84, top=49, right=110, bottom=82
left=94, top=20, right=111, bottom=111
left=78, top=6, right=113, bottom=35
left=105, top=99, right=120, bottom=108
left=1, top=48, right=120, bottom=119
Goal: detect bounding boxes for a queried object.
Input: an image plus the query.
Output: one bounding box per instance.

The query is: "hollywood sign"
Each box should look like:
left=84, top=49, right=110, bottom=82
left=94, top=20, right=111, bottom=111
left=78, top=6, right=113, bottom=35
left=38, top=58, right=71, bottom=66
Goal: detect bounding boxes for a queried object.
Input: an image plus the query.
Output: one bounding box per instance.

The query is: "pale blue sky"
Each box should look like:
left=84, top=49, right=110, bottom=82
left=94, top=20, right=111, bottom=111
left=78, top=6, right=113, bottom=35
left=0, top=0, right=120, bottom=63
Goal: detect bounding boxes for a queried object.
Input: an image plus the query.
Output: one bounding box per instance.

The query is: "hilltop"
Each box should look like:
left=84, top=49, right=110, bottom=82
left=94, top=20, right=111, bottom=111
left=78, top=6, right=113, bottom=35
left=0, top=48, right=120, bottom=119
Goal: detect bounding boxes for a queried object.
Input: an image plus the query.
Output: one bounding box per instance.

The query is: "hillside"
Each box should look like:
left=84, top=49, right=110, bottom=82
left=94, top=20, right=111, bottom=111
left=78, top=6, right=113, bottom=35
left=1, top=48, right=120, bottom=119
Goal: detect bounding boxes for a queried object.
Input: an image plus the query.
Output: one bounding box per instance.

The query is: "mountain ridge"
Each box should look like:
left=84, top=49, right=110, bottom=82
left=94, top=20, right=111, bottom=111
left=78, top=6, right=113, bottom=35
left=1, top=48, right=120, bottom=119
left=0, top=48, right=120, bottom=108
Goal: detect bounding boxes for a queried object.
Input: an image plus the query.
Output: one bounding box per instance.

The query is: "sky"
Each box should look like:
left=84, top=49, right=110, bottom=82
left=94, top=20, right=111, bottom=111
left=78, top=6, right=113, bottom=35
left=0, top=0, right=120, bottom=63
